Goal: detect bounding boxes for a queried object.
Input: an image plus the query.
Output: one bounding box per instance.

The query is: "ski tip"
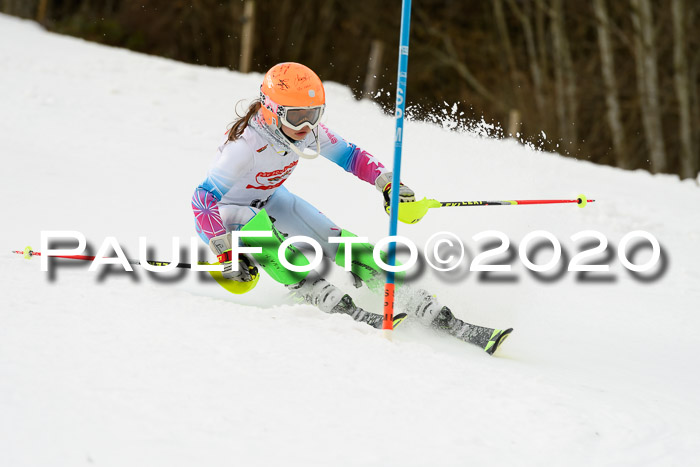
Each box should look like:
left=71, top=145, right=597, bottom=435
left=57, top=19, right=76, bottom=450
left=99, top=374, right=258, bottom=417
left=484, top=327, right=513, bottom=356
left=392, top=313, right=408, bottom=329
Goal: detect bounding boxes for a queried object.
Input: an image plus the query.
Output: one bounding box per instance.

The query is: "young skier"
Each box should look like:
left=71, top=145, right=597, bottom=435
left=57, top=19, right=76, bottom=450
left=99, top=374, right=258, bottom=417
left=191, top=62, right=511, bottom=353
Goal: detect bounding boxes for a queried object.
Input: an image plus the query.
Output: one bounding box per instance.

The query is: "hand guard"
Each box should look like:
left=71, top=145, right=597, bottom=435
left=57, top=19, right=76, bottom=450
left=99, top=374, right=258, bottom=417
left=375, top=172, right=416, bottom=215
left=209, top=233, right=258, bottom=282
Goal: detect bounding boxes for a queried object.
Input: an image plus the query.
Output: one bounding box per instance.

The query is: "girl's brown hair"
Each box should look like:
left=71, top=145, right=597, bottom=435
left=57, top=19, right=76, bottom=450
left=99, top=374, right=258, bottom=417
left=228, top=100, right=261, bottom=141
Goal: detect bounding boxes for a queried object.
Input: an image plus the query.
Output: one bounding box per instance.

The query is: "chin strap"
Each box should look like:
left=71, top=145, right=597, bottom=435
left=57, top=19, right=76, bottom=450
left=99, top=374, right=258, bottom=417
left=286, top=128, right=321, bottom=159
left=250, top=114, right=322, bottom=159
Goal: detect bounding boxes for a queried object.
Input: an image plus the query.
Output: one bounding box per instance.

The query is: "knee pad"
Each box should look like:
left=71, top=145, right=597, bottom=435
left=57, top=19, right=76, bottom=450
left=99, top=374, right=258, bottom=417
left=240, top=209, right=310, bottom=285
left=334, top=229, right=404, bottom=291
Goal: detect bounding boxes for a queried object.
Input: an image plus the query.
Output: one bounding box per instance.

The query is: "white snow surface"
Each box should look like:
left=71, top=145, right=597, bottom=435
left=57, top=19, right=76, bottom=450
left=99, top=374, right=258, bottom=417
left=2, top=14, right=700, bottom=467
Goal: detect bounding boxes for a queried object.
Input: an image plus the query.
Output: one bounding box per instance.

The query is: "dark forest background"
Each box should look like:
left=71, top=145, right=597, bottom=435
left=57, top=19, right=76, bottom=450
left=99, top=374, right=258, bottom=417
left=3, top=0, right=699, bottom=180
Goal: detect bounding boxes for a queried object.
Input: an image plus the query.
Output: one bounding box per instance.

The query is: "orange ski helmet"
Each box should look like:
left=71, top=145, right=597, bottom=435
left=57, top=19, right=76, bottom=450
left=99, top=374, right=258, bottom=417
left=260, top=62, right=326, bottom=130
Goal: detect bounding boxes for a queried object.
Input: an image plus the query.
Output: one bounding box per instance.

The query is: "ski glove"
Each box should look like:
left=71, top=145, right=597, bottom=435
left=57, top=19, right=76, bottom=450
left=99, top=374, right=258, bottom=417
left=375, top=172, right=416, bottom=215
left=209, top=233, right=258, bottom=282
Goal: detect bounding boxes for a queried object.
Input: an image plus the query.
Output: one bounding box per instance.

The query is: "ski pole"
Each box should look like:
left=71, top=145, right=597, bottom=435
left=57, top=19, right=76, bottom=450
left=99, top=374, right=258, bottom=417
left=396, top=194, right=594, bottom=224
left=12, top=246, right=194, bottom=268
left=12, top=246, right=259, bottom=294
left=437, top=195, right=594, bottom=207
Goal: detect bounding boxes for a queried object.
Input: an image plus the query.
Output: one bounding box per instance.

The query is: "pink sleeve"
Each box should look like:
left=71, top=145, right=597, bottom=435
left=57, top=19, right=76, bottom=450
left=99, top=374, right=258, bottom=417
left=348, top=147, right=387, bottom=185
left=192, top=188, right=226, bottom=240
left=318, top=123, right=388, bottom=185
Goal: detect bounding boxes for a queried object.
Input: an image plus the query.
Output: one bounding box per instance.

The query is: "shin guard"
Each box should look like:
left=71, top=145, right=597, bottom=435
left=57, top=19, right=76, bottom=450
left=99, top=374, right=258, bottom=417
left=334, top=229, right=404, bottom=291
left=240, top=209, right=310, bottom=285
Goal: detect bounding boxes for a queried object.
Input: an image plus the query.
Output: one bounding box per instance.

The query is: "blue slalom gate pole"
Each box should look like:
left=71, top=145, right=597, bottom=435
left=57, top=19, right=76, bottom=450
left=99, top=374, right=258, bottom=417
left=383, top=0, right=412, bottom=330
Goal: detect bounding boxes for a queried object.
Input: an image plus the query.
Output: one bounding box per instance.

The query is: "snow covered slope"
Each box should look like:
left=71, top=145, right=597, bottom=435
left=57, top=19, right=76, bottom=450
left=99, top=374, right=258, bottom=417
left=2, top=14, right=700, bottom=467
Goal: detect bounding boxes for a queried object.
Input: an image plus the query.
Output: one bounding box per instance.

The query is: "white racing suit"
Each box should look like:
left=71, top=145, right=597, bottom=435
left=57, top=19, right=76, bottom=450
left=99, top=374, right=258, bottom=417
left=192, top=114, right=387, bottom=257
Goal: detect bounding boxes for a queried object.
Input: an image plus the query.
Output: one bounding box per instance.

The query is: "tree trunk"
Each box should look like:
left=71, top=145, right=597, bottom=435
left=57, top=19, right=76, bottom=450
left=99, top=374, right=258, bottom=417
left=533, top=0, right=554, bottom=136
left=493, top=0, right=523, bottom=115
left=508, top=109, right=523, bottom=138
left=239, top=0, right=255, bottom=73
left=36, top=0, right=49, bottom=24
left=553, top=0, right=577, bottom=153
left=534, top=0, right=549, bottom=85
left=270, top=0, right=293, bottom=59
left=549, top=0, right=566, bottom=146
left=671, top=0, right=696, bottom=179
left=4, top=0, right=36, bottom=17
left=363, top=39, right=384, bottom=99
left=630, top=0, right=667, bottom=173
left=691, top=6, right=700, bottom=172
left=691, top=54, right=700, bottom=177
left=506, top=0, right=546, bottom=121
left=550, top=0, right=577, bottom=152
left=285, top=8, right=310, bottom=63
left=310, top=0, right=336, bottom=68
left=593, top=0, right=629, bottom=169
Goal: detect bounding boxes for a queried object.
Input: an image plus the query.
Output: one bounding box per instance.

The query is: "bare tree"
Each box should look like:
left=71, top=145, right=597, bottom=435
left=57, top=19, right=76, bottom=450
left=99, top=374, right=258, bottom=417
left=2, top=0, right=36, bottom=17
left=550, top=0, right=578, bottom=152
left=493, top=0, right=524, bottom=120
left=692, top=56, right=700, bottom=175
left=534, top=0, right=549, bottom=86
left=671, top=0, right=696, bottom=179
left=239, top=0, right=255, bottom=73
left=310, top=0, right=336, bottom=68
left=506, top=0, right=546, bottom=122
left=691, top=5, right=700, bottom=170
left=363, top=39, right=384, bottom=99
left=36, top=0, right=49, bottom=24
left=414, top=7, right=508, bottom=112
left=630, top=0, right=667, bottom=173
left=593, top=0, right=629, bottom=169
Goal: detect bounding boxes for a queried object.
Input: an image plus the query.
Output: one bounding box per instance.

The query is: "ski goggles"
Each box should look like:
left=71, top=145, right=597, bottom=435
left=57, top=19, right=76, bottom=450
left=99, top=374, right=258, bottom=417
left=279, top=105, right=325, bottom=131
